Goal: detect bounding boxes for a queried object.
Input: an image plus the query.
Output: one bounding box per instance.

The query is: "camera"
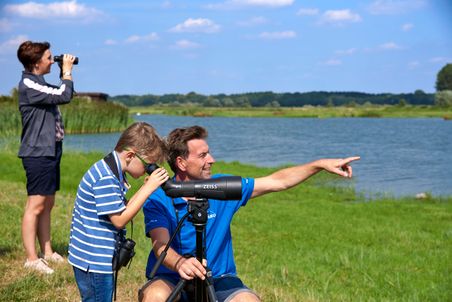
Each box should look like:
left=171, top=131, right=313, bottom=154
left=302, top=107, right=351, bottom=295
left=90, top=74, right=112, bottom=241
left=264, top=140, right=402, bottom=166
left=54, top=54, right=79, bottom=65
left=112, top=237, right=136, bottom=271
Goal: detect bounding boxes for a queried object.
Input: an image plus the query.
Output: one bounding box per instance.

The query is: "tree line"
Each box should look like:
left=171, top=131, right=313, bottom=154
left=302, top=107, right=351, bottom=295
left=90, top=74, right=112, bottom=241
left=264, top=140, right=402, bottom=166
left=109, top=63, right=451, bottom=108
left=110, top=90, right=435, bottom=108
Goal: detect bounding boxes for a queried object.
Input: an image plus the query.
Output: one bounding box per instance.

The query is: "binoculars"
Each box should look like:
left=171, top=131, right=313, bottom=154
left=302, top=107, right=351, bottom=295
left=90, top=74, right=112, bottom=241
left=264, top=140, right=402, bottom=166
left=112, top=237, right=136, bottom=271
left=54, top=55, right=79, bottom=65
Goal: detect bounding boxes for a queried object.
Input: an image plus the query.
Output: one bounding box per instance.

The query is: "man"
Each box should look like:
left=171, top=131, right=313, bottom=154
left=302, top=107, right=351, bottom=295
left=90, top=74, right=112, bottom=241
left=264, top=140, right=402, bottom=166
left=139, top=125, right=359, bottom=302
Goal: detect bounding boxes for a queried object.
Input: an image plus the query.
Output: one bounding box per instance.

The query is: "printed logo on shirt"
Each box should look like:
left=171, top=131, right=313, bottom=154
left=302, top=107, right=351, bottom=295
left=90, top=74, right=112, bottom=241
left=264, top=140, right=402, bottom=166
left=207, top=211, right=216, bottom=219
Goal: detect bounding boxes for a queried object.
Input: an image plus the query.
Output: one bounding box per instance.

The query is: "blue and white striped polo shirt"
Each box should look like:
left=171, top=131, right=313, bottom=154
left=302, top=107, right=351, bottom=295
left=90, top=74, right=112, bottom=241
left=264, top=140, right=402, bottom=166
left=68, top=151, right=127, bottom=274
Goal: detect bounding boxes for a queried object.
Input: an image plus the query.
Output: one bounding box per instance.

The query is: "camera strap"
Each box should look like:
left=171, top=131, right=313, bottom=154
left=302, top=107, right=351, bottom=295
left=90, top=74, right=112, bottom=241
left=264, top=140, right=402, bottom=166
left=104, top=152, right=120, bottom=179
left=104, top=152, right=134, bottom=301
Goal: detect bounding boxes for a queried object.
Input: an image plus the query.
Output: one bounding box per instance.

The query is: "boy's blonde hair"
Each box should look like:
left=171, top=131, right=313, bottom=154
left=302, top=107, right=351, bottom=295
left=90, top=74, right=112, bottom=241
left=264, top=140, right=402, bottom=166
left=115, top=122, right=166, bottom=163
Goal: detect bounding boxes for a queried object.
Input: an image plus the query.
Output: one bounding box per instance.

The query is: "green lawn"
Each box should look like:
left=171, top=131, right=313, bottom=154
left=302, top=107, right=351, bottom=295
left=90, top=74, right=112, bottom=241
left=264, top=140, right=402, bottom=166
left=0, top=150, right=450, bottom=301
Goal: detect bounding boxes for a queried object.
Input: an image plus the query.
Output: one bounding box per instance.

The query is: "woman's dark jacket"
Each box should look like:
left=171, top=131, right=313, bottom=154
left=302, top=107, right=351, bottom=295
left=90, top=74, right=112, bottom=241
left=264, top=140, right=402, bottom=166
left=18, top=71, right=73, bottom=157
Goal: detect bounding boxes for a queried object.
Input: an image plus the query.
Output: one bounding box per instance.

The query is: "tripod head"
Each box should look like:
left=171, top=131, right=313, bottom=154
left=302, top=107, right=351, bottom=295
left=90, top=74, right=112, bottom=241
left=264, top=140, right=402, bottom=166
left=187, top=198, right=210, bottom=225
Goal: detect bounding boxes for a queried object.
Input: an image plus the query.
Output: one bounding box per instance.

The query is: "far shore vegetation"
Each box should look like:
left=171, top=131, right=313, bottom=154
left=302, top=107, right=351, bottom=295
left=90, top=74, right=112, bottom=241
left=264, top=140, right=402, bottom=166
left=129, top=103, right=452, bottom=119
left=0, top=144, right=450, bottom=301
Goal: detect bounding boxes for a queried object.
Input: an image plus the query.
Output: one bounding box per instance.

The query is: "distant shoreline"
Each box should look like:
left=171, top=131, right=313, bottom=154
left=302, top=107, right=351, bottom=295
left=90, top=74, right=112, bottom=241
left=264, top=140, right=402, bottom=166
left=128, top=105, right=452, bottom=119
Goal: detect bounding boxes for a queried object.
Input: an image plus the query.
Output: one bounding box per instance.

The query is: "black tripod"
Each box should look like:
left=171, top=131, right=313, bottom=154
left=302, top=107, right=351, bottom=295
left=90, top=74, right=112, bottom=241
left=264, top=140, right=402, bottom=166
left=149, top=198, right=218, bottom=302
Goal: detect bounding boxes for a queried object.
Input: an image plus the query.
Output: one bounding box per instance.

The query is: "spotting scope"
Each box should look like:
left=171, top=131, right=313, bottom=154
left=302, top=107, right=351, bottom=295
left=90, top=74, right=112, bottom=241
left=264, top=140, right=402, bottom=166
left=145, top=164, right=242, bottom=200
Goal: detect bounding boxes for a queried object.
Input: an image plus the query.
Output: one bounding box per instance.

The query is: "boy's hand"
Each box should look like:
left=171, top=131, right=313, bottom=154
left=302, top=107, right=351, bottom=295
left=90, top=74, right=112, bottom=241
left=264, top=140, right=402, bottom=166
left=146, top=167, right=169, bottom=189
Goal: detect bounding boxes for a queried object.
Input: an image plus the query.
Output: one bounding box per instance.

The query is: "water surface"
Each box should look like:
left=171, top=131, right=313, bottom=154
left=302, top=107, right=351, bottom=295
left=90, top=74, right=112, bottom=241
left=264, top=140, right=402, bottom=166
left=65, top=115, right=452, bottom=197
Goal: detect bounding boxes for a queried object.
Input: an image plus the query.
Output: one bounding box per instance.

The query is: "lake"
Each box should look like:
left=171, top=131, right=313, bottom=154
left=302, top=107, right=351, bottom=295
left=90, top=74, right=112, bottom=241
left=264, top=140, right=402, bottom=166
left=64, top=115, right=452, bottom=198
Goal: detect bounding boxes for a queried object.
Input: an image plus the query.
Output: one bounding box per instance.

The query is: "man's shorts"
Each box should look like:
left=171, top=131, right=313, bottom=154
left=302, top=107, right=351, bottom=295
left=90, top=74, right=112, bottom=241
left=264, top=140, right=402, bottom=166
left=139, top=274, right=258, bottom=302
left=21, top=142, right=62, bottom=196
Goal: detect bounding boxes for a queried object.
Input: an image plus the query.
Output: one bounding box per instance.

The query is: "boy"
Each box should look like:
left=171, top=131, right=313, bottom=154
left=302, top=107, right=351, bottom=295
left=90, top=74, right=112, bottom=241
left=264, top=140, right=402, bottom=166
left=68, top=122, right=169, bottom=301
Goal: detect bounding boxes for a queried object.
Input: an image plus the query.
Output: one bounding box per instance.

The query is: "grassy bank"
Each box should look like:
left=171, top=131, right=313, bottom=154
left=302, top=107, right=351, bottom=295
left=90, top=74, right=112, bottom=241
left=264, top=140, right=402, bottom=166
left=0, top=149, right=450, bottom=301
left=129, top=105, right=452, bottom=119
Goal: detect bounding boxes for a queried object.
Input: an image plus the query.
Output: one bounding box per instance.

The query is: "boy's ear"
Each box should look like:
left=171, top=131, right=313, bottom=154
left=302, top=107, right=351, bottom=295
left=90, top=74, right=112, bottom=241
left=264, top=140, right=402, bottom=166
left=176, top=156, right=187, bottom=172
left=124, top=150, right=135, bottom=163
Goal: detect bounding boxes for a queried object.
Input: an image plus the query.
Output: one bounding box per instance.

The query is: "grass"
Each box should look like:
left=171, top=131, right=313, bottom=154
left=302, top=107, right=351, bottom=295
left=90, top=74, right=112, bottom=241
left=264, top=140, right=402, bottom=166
left=0, top=149, right=451, bottom=301
left=129, top=105, right=452, bottom=119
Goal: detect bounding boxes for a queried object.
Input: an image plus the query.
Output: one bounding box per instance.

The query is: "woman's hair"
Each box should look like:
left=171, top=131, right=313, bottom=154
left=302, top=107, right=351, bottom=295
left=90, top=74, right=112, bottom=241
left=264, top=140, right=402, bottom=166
left=166, top=125, right=208, bottom=173
left=17, top=41, right=50, bottom=72
left=115, top=122, right=167, bottom=164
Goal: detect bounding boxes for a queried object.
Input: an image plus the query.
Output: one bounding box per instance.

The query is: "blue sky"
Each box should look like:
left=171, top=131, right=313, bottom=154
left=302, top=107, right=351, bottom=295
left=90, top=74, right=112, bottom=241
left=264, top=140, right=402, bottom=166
left=1, top=0, right=451, bottom=96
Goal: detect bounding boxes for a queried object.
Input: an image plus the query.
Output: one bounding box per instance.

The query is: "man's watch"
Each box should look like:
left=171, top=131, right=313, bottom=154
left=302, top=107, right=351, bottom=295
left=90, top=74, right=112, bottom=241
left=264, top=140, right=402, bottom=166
left=63, top=71, right=71, bottom=77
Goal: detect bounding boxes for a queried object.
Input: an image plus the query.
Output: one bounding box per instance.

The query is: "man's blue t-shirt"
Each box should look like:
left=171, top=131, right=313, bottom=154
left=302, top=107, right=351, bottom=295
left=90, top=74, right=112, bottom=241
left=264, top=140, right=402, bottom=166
left=143, top=174, right=254, bottom=279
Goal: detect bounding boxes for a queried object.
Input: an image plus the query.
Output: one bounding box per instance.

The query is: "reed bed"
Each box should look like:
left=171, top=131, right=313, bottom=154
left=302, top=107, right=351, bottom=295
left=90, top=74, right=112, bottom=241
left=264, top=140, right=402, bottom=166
left=0, top=95, right=129, bottom=136
left=60, top=97, right=129, bottom=133
left=0, top=97, right=22, bottom=137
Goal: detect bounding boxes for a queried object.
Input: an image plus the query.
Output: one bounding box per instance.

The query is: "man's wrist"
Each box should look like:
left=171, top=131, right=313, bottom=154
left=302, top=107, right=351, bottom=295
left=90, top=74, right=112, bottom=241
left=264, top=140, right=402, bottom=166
left=174, top=256, right=184, bottom=271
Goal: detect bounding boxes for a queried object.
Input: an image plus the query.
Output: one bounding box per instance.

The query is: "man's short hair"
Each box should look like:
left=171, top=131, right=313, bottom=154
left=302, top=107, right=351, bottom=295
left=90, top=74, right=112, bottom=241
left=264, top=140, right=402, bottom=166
left=166, top=125, right=207, bottom=174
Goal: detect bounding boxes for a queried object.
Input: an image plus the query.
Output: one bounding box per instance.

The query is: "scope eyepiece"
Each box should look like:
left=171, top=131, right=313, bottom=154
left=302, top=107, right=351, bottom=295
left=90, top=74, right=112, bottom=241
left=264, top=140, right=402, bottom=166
left=54, top=55, right=79, bottom=65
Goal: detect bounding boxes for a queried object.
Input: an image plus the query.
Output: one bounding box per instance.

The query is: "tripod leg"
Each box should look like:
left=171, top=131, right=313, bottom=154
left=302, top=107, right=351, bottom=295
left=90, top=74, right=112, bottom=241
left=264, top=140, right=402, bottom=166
left=166, top=279, right=186, bottom=302
left=205, top=270, right=218, bottom=302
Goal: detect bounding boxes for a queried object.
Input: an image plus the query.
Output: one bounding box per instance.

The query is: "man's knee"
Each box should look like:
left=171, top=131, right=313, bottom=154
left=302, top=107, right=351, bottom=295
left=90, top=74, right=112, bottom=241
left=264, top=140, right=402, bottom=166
left=139, top=279, right=175, bottom=302
left=229, top=291, right=261, bottom=302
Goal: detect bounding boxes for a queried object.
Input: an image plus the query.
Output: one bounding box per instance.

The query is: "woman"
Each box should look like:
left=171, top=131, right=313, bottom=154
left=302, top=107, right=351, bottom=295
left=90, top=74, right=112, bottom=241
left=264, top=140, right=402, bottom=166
left=17, top=41, right=76, bottom=274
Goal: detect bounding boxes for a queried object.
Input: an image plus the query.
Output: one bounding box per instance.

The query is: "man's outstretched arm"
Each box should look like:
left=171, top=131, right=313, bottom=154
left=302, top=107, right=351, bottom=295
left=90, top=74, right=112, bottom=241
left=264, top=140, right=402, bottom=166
left=251, top=156, right=360, bottom=198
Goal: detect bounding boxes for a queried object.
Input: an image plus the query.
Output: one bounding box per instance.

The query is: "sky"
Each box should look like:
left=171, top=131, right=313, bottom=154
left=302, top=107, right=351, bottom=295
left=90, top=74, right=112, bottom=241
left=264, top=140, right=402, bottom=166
left=0, top=0, right=451, bottom=97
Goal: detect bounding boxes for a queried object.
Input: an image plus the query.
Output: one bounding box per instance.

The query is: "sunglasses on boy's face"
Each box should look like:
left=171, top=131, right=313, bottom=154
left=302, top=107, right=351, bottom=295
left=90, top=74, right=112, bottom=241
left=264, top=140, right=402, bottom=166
left=128, top=149, right=159, bottom=175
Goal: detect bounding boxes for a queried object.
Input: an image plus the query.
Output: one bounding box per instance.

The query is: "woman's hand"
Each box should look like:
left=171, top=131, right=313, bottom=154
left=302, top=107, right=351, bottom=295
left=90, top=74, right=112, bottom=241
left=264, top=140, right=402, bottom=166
left=62, top=54, right=76, bottom=74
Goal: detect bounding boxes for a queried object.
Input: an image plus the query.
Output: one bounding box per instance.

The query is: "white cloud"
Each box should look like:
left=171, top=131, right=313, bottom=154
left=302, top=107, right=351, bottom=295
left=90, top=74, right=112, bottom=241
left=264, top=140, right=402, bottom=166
left=259, top=30, right=296, bottom=40
left=0, top=35, right=28, bottom=54
left=320, top=9, right=362, bottom=25
left=161, top=1, right=173, bottom=9
left=205, top=0, right=293, bottom=9
left=170, top=18, right=220, bottom=33
left=0, top=18, right=13, bottom=32
left=368, top=0, right=426, bottom=15
left=402, top=23, right=414, bottom=31
left=379, top=42, right=402, bottom=50
left=408, top=61, right=420, bottom=69
left=237, top=16, right=267, bottom=27
left=322, top=59, right=342, bottom=66
left=125, top=33, right=159, bottom=43
left=296, top=8, right=319, bottom=16
left=234, top=0, right=293, bottom=7
left=104, top=39, right=118, bottom=46
left=335, top=48, right=357, bottom=56
left=429, top=57, right=452, bottom=63
left=172, top=39, right=201, bottom=50
left=4, top=1, right=104, bottom=22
